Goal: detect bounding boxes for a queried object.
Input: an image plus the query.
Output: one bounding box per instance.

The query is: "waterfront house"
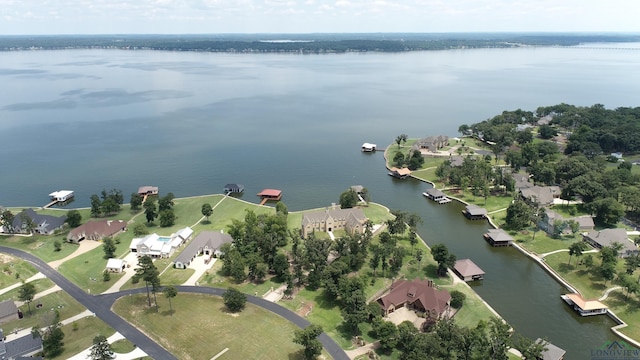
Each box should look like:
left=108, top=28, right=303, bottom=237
left=0, top=300, right=19, bottom=325
left=130, top=227, right=193, bottom=258
left=388, top=167, right=411, bottom=179
left=0, top=328, right=43, bottom=359
left=10, top=208, right=66, bottom=235
left=67, top=219, right=127, bottom=243
left=376, top=279, right=451, bottom=319
left=361, top=143, right=377, bottom=152
left=537, top=338, right=566, bottom=360
left=105, top=258, right=127, bottom=273
left=174, top=230, right=233, bottom=269
left=301, top=207, right=367, bottom=238
left=48, top=190, right=74, bottom=202
left=462, top=205, right=487, bottom=220
left=223, top=183, right=244, bottom=194
left=413, top=135, right=449, bottom=153
left=583, top=228, right=638, bottom=257
left=561, top=293, right=608, bottom=316
left=453, top=259, right=485, bottom=281
left=520, top=186, right=561, bottom=207
left=449, top=156, right=464, bottom=167
left=137, top=186, right=159, bottom=196
left=483, top=229, right=514, bottom=247
left=537, top=210, right=594, bottom=236
left=423, top=188, right=451, bottom=204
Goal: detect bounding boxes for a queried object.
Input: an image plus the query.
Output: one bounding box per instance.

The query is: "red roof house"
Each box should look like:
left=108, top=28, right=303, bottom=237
left=377, top=279, right=451, bottom=319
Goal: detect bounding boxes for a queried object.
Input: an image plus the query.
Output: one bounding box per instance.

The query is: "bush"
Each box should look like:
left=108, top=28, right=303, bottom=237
left=450, top=290, right=466, bottom=309
left=223, top=287, right=246, bottom=313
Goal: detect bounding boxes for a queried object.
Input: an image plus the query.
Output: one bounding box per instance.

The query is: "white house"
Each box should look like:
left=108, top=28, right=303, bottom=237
left=105, top=258, right=127, bottom=273
left=49, top=190, right=74, bottom=202
left=130, top=226, right=193, bottom=258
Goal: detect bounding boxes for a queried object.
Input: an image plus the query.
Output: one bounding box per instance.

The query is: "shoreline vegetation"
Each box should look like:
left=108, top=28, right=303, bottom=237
left=1, top=33, right=640, bottom=53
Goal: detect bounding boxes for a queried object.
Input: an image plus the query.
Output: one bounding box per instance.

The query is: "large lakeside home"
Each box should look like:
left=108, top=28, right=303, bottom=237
left=174, top=230, right=233, bottom=269
left=67, top=219, right=127, bottom=243
left=377, top=279, right=451, bottom=320
left=537, top=210, right=594, bottom=236
left=301, top=207, right=367, bottom=238
left=130, top=227, right=193, bottom=258
left=4, top=209, right=66, bottom=235
left=583, top=228, right=638, bottom=257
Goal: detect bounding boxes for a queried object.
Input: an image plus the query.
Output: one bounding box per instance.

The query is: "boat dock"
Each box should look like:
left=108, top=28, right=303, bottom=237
left=44, top=190, right=75, bottom=208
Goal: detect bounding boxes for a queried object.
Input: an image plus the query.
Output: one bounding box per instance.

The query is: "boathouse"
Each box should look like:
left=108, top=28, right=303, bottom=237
left=423, top=188, right=451, bottom=204
left=361, top=143, right=377, bottom=152
left=536, top=338, right=566, bottom=360
left=453, top=259, right=485, bottom=282
left=561, top=293, right=608, bottom=316
left=223, top=183, right=244, bottom=194
left=462, top=205, right=487, bottom=220
left=257, top=189, right=282, bottom=204
left=483, top=229, right=514, bottom=247
left=49, top=190, right=74, bottom=202
left=137, top=186, right=159, bottom=196
left=388, top=167, right=411, bottom=179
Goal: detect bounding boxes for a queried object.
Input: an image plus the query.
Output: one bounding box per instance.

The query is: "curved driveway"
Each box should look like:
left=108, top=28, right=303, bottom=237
left=0, top=246, right=348, bottom=360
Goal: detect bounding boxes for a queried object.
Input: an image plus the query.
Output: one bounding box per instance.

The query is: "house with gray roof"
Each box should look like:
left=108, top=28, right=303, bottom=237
left=0, top=329, right=43, bottom=359
left=520, top=186, right=561, bottom=207
left=0, top=300, right=19, bottom=325
left=483, top=229, right=514, bottom=247
left=583, top=228, right=638, bottom=257
left=537, top=211, right=594, bottom=236
left=301, top=207, right=367, bottom=238
left=174, top=231, right=233, bottom=269
left=537, top=338, right=565, bottom=360
left=413, top=135, right=449, bottom=153
left=10, top=209, right=66, bottom=235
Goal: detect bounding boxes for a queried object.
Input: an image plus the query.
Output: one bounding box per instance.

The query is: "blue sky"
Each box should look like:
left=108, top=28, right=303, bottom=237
left=1, top=0, right=638, bottom=35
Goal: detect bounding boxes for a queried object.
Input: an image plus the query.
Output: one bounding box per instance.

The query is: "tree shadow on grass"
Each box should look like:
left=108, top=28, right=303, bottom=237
left=288, top=349, right=306, bottom=360
left=313, top=291, right=340, bottom=310
left=335, top=321, right=358, bottom=344
left=423, top=264, right=439, bottom=278
left=557, top=263, right=575, bottom=274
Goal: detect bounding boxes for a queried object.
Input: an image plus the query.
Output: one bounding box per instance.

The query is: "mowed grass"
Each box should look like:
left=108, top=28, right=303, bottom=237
left=448, top=283, right=496, bottom=328
left=0, top=278, right=55, bottom=302
left=0, top=234, right=78, bottom=263
left=606, top=291, right=640, bottom=341
left=0, top=254, right=39, bottom=287
left=52, top=316, right=116, bottom=360
left=2, top=291, right=86, bottom=334
left=57, top=246, right=126, bottom=294
left=113, top=293, right=320, bottom=360
left=513, top=227, right=579, bottom=255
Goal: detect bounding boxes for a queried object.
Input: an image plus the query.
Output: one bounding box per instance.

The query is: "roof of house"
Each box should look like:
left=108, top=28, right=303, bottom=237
left=257, top=189, right=282, bottom=197
left=224, top=183, right=244, bottom=191
left=175, top=227, right=193, bottom=240
left=449, top=156, right=464, bottom=167
left=377, top=279, right=451, bottom=316
left=0, top=329, right=43, bottom=359
left=536, top=338, right=566, bottom=360
left=67, top=219, right=126, bottom=241
left=302, top=207, right=367, bottom=229
left=520, top=186, right=561, bottom=205
left=465, top=205, right=487, bottom=216
left=575, top=215, right=595, bottom=228
left=389, top=167, right=412, bottom=176
left=512, top=171, right=533, bottom=190
left=175, top=231, right=233, bottom=264
left=584, top=228, right=637, bottom=253
left=350, top=185, right=364, bottom=193
left=486, top=229, right=514, bottom=243
left=137, top=186, right=158, bottom=193
left=565, top=293, right=607, bottom=311
left=48, top=190, right=74, bottom=198
left=424, top=188, right=446, bottom=198
left=454, top=259, right=485, bottom=277
left=12, top=209, right=66, bottom=234
left=362, top=143, right=376, bottom=148
left=106, top=258, right=125, bottom=269
left=0, top=299, right=18, bottom=317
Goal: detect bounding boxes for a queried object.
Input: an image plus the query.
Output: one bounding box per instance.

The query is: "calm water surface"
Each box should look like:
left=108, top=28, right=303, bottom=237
left=2, top=45, right=640, bottom=359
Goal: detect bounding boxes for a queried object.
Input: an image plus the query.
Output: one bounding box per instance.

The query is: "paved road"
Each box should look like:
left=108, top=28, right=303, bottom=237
left=1, top=246, right=349, bottom=360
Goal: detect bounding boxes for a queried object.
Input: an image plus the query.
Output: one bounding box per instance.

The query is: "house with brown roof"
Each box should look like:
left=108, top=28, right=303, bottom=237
left=67, top=219, right=127, bottom=243
left=376, top=279, right=451, bottom=319
left=301, top=207, right=367, bottom=238
left=388, top=167, right=411, bottom=179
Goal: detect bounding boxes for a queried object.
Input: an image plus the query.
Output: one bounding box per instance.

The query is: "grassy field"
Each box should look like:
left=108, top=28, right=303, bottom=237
left=112, top=293, right=326, bottom=360
left=2, top=290, right=86, bottom=334
left=0, top=254, right=39, bottom=287
left=447, top=283, right=496, bottom=328
left=511, top=225, right=581, bottom=255
left=0, top=278, right=55, bottom=302
left=52, top=316, right=115, bottom=360
left=0, top=234, right=78, bottom=263
left=57, top=246, right=127, bottom=294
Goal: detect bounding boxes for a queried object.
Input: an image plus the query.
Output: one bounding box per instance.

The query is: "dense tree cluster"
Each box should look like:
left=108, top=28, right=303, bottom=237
left=90, top=189, right=124, bottom=217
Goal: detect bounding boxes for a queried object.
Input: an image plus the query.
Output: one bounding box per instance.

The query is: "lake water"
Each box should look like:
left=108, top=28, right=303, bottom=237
left=2, top=44, right=640, bottom=359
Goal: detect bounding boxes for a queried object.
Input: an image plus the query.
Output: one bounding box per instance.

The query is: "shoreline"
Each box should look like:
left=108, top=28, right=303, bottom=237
left=383, top=144, right=640, bottom=348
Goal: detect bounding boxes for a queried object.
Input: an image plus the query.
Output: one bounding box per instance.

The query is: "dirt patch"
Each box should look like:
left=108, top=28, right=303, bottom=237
left=0, top=254, right=14, bottom=263
left=296, top=302, right=314, bottom=317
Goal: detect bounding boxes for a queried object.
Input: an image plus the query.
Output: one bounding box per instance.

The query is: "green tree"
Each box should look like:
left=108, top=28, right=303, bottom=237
left=588, top=197, right=625, bottom=227
left=159, top=209, right=176, bottom=227
left=143, top=199, right=158, bottom=223
left=505, top=199, right=533, bottom=231
left=18, top=281, right=36, bottom=315
left=450, top=290, right=466, bottom=309
left=90, top=194, right=102, bottom=218
left=89, top=334, right=114, bottom=360
left=133, top=223, right=148, bottom=236
left=130, top=192, right=143, bottom=211
left=34, top=310, right=65, bottom=358
left=276, top=201, right=289, bottom=216
left=568, top=242, right=586, bottom=265
left=53, top=240, right=62, bottom=252
left=488, top=317, right=511, bottom=360
left=0, top=210, right=15, bottom=233
left=135, top=255, right=160, bottom=307
left=65, top=209, right=82, bottom=228
left=223, top=287, right=247, bottom=312
left=538, top=124, right=557, bottom=139
left=102, top=269, right=111, bottom=282
left=395, top=134, right=408, bottom=148
left=293, top=324, right=323, bottom=360
left=339, top=189, right=359, bottom=209
left=199, top=203, right=213, bottom=222
left=374, top=319, right=399, bottom=352
left=393, top=151, right=406, bottom=167
left=431, top=243, right=456, bottom=277
left=163, top=285, right=178, bottom=316
left=102, top=237, right=117, bottom=259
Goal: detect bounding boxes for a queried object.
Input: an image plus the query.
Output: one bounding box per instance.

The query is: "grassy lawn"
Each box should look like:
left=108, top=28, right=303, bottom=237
left=605, top=291, right=640, bottom=341
left=113, top=293, right=326, bottom=360
left=57, top=246, right=126, bottom=294
left=53, top=316, right=115, bottom=360
left=448, top=283, right=496, bottom=328
left=199, top=261, right=285, bottom=297
left=0, top=278, right=55, bottom=302
left=0, top=234, right=78, bottom=263
left=2, top=291, right=86, bottom=334
left=513, top=227, right=579, bottom=255
left=160, top=266, right=195, bottom=285
left=0, top=254, right=39, bottom=287
left=111, top=338, right=136, bottom=354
